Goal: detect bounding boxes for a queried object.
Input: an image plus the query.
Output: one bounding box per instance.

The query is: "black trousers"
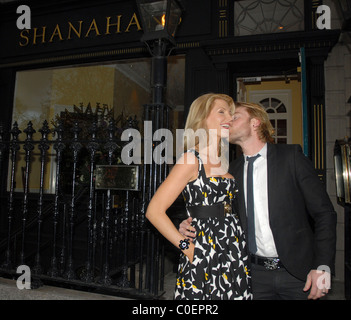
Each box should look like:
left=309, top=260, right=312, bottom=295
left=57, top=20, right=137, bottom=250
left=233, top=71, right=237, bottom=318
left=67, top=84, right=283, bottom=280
left=251, top=263, right=309, bottom=300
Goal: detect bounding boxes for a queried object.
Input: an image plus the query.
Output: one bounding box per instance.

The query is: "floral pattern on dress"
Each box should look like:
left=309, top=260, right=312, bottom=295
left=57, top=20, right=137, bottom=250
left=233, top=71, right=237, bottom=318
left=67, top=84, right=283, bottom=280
left=174, top=150, right=252, bottom=300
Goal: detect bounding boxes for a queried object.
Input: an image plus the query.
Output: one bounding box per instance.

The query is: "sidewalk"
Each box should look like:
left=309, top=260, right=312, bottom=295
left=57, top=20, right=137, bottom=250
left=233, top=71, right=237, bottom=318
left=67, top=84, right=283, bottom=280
left=0, top=272, right=345, bottom=300
left=0, top=276, right=125, bottom=300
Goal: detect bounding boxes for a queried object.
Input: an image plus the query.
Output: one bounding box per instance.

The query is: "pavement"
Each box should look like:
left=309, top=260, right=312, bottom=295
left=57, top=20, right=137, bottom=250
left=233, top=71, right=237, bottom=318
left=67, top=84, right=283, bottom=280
left=0, top=272, right=346, bottom=300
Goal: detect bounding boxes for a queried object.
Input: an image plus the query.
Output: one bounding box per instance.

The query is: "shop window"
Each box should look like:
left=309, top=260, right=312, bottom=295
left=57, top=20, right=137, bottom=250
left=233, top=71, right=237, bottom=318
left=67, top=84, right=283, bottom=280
left=9, top=56, right=185, bottom=193
left=234, top=0, right=304, bottom=36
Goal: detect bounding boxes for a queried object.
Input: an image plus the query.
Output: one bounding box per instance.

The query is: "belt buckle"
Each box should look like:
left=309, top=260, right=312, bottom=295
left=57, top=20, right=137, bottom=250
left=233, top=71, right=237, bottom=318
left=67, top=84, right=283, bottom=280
left=223, top=201, right=232, bottom=216
left=264, top=258, right=280, bottom=270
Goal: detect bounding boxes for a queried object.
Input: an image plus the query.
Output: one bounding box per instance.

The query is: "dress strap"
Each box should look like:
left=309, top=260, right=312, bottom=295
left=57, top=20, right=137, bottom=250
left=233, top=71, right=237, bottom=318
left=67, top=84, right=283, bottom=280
left=186, top=149, right=207, bottom=180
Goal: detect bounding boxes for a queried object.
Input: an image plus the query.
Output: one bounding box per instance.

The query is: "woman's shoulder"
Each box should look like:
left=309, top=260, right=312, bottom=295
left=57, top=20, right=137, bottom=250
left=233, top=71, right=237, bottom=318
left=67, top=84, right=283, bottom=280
left=177, top=149, right=200, bottom=165
left=171, top=150, right=199, bottom=182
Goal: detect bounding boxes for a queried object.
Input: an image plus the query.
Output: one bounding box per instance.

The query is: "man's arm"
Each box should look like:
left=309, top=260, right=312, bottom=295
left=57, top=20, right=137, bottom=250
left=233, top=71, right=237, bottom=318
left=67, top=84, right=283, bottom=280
left=293, top=145, right=337, bottom=271
left=294, top=145, right=336, bottom=299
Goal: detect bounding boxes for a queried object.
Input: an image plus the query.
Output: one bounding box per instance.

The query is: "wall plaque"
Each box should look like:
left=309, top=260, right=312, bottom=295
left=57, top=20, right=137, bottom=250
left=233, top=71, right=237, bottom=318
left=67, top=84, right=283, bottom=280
left=95, top=165, right=139, bottom=191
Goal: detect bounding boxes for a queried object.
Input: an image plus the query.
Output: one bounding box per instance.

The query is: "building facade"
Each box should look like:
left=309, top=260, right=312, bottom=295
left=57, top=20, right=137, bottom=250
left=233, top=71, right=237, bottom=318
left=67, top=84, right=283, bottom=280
left=0, top=0, right=350, bottom=298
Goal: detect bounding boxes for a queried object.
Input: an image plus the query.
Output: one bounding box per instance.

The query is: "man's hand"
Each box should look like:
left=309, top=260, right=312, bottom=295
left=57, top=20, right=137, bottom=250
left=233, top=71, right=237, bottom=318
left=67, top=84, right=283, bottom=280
left=303, top=269, right=331, bottom=300
left=179, top=217, right=196, bottom=241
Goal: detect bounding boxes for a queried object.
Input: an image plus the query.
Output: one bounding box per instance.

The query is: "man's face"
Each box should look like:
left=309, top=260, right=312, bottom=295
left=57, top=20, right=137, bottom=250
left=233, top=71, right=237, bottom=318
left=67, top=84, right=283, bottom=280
left=229, top=106, right=253, bottom=144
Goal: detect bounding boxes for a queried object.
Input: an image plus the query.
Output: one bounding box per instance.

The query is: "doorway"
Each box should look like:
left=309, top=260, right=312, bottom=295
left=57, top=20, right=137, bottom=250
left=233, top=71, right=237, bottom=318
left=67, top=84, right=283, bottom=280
left=236, top=76, right=303, bottom=146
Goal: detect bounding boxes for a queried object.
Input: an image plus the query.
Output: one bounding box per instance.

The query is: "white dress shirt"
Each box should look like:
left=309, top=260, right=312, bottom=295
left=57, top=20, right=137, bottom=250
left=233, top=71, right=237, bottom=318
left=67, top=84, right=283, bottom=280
left=243, top=143, right=278, bottom=258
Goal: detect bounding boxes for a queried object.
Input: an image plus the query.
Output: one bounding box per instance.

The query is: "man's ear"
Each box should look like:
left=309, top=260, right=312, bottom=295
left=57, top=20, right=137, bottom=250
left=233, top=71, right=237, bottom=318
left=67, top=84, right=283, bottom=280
left=251, top=118, right=261, bottom=129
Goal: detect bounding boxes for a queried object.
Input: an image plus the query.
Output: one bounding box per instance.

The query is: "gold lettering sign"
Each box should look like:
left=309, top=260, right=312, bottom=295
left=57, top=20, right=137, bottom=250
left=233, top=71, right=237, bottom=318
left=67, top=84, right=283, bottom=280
left=19, top=29, right=30, bottom=46
left=67, top=21, right=83, bottom=39
left=85, top=19, right=101, bottom=38
left=106, top=16, right=122, bottom=34
left=125, top=13, right=142, bottom=33
left=18, top=13, right=142, bottom=47
left=49, top=24, right=63, bottom=42
left=33, top=26, right=46, bottom=45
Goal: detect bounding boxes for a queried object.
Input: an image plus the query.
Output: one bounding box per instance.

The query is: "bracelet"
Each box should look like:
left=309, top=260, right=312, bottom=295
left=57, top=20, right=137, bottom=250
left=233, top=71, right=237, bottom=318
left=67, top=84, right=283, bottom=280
left=179, top=238, right=190, bottom=250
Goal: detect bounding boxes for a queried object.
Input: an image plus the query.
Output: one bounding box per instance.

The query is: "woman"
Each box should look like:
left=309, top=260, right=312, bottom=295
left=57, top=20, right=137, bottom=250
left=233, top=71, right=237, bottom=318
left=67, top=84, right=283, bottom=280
left=146, top=93, right=252, bottom=300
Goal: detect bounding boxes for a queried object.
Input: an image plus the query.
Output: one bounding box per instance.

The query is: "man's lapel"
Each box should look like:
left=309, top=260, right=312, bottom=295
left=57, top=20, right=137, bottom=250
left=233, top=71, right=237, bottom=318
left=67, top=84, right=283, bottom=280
left=234, top=156, right=247, bottom=232
left=267, top=143, right=278, bottom=223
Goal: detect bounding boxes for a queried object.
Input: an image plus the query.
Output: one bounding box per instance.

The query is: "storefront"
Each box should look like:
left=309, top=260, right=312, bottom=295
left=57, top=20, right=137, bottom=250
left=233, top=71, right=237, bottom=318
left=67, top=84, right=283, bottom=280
left=0, top=0, right=343, bottom=298
left=0, top=0, right=341, bottom=176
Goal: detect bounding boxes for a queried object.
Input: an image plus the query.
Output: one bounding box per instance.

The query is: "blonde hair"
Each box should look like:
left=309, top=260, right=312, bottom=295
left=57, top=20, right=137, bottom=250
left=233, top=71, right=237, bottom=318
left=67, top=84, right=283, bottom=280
left=235, top=101, right=275, bottom=144
left=183, top=93, right=235, bottom=150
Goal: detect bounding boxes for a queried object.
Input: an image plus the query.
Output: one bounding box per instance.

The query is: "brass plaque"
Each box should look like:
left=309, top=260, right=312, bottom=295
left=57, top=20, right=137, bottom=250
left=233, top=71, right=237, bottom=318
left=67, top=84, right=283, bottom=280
left=95, top=165, right=139, bottom=191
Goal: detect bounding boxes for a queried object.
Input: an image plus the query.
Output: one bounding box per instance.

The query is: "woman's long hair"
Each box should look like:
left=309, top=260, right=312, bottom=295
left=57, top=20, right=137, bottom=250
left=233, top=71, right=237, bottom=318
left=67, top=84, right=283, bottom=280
left=183, top=93, right=235, bottom=151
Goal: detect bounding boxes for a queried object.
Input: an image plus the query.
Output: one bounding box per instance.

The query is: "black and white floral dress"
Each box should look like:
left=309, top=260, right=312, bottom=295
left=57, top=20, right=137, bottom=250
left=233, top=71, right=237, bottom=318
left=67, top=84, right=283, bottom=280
left=174, top=150, right=252, bottom=300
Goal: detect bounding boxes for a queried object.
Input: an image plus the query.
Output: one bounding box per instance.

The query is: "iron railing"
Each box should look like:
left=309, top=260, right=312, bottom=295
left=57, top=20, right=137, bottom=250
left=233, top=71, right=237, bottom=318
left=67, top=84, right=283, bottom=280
left=0, top=104, right=175, bottom=299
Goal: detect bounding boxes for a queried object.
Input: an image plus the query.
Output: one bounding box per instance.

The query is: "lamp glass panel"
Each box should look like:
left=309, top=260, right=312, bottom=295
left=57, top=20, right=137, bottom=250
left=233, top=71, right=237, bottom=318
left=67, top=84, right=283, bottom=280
left=167, top=0, right=182, bottom=36
left=139, top=0, right=167, bottom=33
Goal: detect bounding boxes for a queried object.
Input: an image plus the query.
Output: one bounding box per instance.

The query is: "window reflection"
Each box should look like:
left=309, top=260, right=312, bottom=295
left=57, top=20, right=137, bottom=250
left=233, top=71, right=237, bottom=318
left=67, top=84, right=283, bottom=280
left=10, top=56, right=185, bottom=193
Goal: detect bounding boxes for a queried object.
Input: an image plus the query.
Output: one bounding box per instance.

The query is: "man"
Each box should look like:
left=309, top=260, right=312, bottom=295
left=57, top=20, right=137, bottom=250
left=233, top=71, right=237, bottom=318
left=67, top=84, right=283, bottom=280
left=179, top=102, right=337, bottom=300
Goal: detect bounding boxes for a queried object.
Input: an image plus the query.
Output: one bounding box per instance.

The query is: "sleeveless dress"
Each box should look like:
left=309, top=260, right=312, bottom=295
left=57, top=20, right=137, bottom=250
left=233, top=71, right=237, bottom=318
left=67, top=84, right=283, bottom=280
left=174, top=150, right=252, bottom=300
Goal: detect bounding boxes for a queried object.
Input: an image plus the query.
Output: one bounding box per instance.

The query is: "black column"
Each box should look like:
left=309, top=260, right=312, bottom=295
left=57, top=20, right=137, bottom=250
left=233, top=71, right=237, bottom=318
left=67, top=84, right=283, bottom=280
left=307, top=56, right=326, bottom=182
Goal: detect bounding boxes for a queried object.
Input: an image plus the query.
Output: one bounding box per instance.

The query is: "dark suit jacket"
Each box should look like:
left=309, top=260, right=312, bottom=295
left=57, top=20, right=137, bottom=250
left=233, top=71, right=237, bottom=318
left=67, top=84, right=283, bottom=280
left=229, top=143, right=337, bottom=281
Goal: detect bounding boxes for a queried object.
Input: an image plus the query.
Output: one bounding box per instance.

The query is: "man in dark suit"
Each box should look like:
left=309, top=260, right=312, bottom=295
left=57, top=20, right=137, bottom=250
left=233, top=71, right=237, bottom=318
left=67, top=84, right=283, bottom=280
left=179, top=102, right=337, bottom=300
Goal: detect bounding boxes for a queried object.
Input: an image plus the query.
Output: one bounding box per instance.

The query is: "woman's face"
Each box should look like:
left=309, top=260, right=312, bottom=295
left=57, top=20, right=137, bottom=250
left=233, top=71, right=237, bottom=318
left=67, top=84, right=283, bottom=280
left=205, top=99, right=233, bottom=140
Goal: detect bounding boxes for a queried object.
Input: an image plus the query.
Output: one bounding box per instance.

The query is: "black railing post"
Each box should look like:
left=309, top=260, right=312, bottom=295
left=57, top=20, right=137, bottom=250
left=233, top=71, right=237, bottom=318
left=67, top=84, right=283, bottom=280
left=33, top=120, right=51, bottom=275
left=20, top=121, right=36, bottom=265
left=48, top=121, right=65, bottom=277
left=82, top=121, right=99, bottom=283
left=138, top=103, right=149, bottom=292
left=116, top=190, right=130, bottom=287
left=0, top=124, right=7, bottom=191
left=64, top=121, right=82, bottom=280
left=99, top=118, right=118, bottom=286
left=2, top=122, right=21, bottom=269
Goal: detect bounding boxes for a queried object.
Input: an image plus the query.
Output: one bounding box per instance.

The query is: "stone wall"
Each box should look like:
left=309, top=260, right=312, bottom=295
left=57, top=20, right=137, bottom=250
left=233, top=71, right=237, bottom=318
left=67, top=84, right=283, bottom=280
left=324, top=0, right=351, bottom=282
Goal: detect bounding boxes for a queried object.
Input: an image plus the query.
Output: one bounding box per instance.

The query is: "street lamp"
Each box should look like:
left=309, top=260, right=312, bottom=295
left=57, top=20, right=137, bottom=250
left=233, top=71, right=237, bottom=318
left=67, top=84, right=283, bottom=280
left=136, top=0, right=182, bottom=104
left=136, top=0, right=182, bottom=45
left=136, top=1, right=182, bottom=296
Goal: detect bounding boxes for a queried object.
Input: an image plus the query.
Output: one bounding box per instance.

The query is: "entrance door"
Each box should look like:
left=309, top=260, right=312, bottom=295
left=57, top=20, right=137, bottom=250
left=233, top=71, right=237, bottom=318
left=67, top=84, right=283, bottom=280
left=236, top=78, right=303, bottom=146
left=249, top=89, right=292, bottom=144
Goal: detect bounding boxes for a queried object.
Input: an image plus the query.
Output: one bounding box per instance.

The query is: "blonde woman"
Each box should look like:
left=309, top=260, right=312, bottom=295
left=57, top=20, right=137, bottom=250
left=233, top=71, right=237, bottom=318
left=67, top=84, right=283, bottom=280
left=146, top=93, right=252, bottom=300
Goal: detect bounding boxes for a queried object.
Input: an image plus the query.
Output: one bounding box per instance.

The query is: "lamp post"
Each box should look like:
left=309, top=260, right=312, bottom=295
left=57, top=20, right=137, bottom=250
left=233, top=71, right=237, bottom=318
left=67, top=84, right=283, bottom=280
left=136, top=0, right=182, bottom=104
left=136, top=0, right=182, bottom=295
